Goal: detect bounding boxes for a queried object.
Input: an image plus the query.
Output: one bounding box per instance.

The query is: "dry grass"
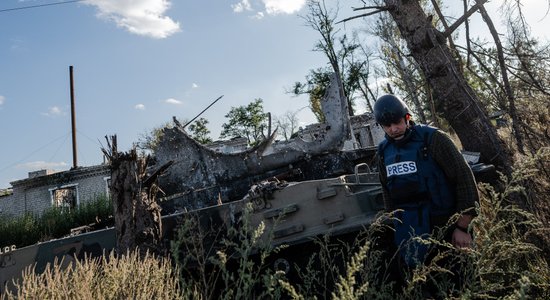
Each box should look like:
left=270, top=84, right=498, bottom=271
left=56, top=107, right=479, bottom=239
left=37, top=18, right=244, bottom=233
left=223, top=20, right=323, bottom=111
left=1, top=250, right=181, bottom=300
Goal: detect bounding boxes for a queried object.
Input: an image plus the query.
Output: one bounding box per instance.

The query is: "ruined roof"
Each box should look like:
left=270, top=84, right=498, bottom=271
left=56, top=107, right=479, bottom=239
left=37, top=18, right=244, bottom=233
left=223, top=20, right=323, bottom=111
left=10, top=164, right=110, bottom=188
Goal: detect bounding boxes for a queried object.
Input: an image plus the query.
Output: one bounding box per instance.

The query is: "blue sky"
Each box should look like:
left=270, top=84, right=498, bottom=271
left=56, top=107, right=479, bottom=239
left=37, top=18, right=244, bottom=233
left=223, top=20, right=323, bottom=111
left=1, top=0, right=549, bottom=188
left=0, top=0, right=332, bottom=187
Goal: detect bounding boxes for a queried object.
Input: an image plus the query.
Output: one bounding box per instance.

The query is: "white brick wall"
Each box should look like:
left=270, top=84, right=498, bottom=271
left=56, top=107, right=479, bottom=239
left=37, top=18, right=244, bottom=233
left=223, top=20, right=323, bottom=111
left=0, top=165, right=110, bottom=218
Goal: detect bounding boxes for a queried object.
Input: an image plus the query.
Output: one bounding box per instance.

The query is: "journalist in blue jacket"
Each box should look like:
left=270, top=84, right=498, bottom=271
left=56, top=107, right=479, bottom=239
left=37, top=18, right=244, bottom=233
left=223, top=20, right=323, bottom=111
left=374, top=94, right=478, bottom=267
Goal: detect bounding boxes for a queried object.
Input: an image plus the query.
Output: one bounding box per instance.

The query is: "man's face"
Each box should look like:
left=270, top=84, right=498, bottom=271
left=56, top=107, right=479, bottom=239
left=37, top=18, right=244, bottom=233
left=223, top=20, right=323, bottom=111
left=381, top=117, right=408, bottom=140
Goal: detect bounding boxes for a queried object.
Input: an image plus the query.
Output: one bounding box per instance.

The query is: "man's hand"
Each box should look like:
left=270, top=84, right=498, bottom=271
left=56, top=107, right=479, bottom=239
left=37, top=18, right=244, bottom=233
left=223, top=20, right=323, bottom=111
left=452, top=228, right=472, bottom=248
left=453, top=213, right=474, bottom=248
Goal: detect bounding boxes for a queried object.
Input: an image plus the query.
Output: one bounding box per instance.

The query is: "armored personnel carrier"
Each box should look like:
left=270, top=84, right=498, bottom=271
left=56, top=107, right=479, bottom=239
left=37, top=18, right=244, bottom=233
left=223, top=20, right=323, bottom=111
left=0, top=163, right=384, bottom=293
left=1, top=74, right=386, bottom=293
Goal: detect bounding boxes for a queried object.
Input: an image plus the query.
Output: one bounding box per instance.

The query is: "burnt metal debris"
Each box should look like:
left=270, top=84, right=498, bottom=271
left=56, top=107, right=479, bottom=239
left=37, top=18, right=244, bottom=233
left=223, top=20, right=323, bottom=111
left=153, top=74, right=376, bottom=211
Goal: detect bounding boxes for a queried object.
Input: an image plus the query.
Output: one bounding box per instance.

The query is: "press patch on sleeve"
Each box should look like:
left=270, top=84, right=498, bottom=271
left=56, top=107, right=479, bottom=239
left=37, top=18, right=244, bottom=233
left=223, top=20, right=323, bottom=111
left=386, top=161, right=417, bottom=177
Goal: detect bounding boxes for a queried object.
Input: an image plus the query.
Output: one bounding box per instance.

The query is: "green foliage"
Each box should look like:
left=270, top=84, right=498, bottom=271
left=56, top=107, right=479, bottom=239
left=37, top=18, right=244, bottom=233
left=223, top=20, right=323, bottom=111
left=0, top=188, right=12, bottom=197
left=1, top=250, right=181, bottom=299
left=220, top=98, right=269, bottom=146
left=0, top=195, right=113, bottom=248
left=0, top=214, right=42, bottom=249
left=187, top=117, right=213, bottom=144
left=292, top=68, right=330, bottom=123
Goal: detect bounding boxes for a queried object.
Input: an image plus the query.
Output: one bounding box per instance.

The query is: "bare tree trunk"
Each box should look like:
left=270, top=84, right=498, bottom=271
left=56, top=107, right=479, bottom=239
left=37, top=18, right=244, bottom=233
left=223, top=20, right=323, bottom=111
left=477, top=1, right=525, bottom=154
left=383, top=0, right=514, bottom=175
left=102, top=136, right=172, bottom=256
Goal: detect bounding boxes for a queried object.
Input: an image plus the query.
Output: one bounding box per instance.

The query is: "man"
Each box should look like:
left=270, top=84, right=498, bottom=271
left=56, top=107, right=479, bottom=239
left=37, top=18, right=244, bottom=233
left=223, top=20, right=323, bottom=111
left=374, top=94, right=478, bottom=267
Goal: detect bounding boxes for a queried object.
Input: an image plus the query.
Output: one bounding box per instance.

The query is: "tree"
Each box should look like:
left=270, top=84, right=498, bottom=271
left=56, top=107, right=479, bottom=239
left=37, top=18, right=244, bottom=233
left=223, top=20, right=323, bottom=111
left=188, top=117, right=212, bottom=145
left=455, top=1, right=550, bottom=155
left=344, top=0, right=515, bottom=177
left=220, top=99, right=269, bottom=146
left=292, top=69, right=330, bottom=122
left=293, top=0, right=376, bottom=121
left=372, top=8, right=430, bottom=124
left=274, top=110, right=300, bottom=141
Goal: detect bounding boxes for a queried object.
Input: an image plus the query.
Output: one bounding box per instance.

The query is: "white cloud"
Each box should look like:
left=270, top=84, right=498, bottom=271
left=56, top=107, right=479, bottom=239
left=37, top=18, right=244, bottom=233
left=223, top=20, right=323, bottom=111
left=232, top=0, right=305, bottom=17
left=0, top=95, right=4, bottom=106
left=16, top=161, right=68, bottom=171
left=9, top=38, right=28, bottom=52
left=263, top=0, right=306, bottom=15
left=41, top=106, right=66, bottom=117
left=135, top=103, right=146, bottom=110
left=232, top=0, right=252, bottom=12
left=192, top=83, right=199, bottom=88
left=164, top=98, right=182, bottom=105
left=252, top=12, right=265, bottom=19
left=84, top=0, right=181, bottom=39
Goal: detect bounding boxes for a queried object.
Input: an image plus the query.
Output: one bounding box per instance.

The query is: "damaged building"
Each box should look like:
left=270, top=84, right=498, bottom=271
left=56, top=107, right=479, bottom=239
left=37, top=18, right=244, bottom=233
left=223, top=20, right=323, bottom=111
left=0, top=165, right=110, bottom=218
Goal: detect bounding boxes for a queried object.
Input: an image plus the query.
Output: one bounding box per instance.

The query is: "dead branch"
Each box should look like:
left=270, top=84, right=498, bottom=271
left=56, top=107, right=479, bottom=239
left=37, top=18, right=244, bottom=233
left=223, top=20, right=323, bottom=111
left=336, top=7, right=388, bottom=24
left=443, top=0, right=488, bottom=39
left=429, top=0, right=459, bottom=57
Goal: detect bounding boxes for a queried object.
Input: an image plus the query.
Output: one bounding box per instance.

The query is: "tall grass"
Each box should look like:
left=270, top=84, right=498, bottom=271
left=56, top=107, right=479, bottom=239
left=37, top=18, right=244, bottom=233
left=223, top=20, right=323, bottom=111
left=0, top=250, right=181, bottom=299
left=0, top=195, right=113, bottom=248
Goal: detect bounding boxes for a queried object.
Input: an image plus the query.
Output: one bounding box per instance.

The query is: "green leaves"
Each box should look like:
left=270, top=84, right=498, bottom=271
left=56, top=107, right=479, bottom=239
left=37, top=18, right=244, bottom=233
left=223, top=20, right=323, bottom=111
left=220, top=98, right=269, bottom=146
left=188, top=117, right=213, bottom=145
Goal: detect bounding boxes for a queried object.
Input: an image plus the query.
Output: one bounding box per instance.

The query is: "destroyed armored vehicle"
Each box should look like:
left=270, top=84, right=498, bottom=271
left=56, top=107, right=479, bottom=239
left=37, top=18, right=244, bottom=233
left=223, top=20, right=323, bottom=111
left=1, top=74, right=386, bottom=292
left=0, top=163, right=384, bottom=293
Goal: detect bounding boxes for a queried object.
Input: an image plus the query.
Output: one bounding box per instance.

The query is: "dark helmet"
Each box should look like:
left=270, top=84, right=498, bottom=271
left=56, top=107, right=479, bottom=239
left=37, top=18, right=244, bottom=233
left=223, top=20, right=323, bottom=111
left=373, top=94, right=411, bottom=125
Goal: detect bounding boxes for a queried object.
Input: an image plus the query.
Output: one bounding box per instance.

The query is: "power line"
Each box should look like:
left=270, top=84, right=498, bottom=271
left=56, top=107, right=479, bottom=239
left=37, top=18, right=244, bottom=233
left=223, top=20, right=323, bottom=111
left=0, top=132, right=71, bottom=173
left=48, top=132, right=72, bottom=162
left=0, top=0, right=85, bottom=13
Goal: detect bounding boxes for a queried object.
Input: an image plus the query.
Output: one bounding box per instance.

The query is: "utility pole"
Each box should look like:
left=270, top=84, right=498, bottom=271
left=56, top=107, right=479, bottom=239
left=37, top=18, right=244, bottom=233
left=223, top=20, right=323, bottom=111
left=69, top=66, right=78, bottom=169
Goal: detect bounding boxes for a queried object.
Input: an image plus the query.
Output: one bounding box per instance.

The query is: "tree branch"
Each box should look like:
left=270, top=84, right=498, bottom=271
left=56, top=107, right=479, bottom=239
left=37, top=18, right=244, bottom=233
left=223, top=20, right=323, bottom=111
left=477, top=1, right=525, bottom=154
left=351, top=5, right=386, bottom=11
left=336, top=8, right=388, bottom=24
left=443, top=0, right=489, bottom=38
left=429, top=0, right=458, bottom=55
